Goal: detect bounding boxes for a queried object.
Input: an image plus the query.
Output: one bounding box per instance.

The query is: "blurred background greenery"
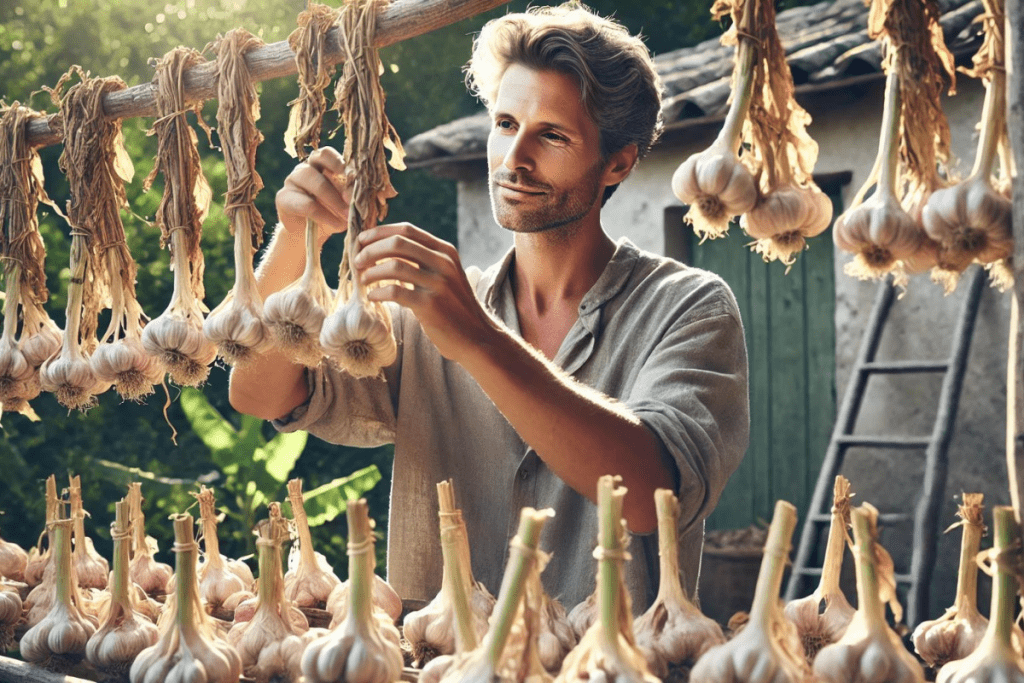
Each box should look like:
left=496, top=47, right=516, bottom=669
left=0, top=0, right=811, bottom=579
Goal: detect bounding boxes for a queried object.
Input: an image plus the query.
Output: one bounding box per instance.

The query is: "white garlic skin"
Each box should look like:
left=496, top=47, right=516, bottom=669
left=913, top=606, right=988, bottom=670
left=921, top=176, right=1012, bottom=265
left=689, top=612, right=807, bottom=683
left=634, top=596, right=725, bottom=670
left=813, top=611, right=925, bottom=683
left=0, top=536, right=28, bottom=582
left=24, top=547, right=48, bottom=587
left=300, top=613, right=404, bottom=683
left=199, top=563, right=251, bottom=608
left=141, top=314, right=217, bottom=387
left=20, top=598, right=98, bottom=668
left=673, top=144, right=758, bottom=239
left=784, top=590, right=855, bottom=663
left=19, top=319, right=62, bottom=368
left=39, top=349, right=108, bottom=410
left=538, top=595, right=577, bottom=673
left=74, top=535, right=111, bottom=591
left=567, top=590, right=597, bottom=640
left=130, top=629, right=243, bottom=683
left=130, top=553, right=173, bottom=597
left=419, top=653, right=455, bottom=683
left=0, top=584, right=21, bottom=623
left=402, top=579, right=495, bottom=662
left=91, top=336, right=165, bottom=400
left=0, top=335, right=34, bottom=398
left=325, top=572, right=402, bottom=623
left=203, top=293, right=271, bottom=366
left=320, top=294, right=397, bottom=379
left=264, top=286, right=331, bottom=367
left=284, top=546, right=342, bottom=610
left=743, top=184, right=833, bottom=244
left=86, top=609, right=160, bottom=676
left=227, top=602, right=311, bottom=682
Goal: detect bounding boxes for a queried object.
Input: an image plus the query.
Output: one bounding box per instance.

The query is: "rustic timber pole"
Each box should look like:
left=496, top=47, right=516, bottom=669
left=0, top=656, right=93, bottom=683
left=1008, top=0, right=1024, bottom=527
left=24, top=0, right=511, bottom=149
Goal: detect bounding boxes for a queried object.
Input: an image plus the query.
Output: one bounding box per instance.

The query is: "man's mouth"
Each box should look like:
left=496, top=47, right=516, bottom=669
left=497, top=183, right=545, bottom=195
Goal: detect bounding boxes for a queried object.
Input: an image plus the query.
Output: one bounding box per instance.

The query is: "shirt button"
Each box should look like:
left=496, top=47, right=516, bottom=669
left=520, top=469, right=529, bottom=480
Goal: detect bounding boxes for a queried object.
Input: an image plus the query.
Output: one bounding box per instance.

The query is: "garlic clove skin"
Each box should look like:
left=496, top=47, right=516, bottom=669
left=672, top=144, right=758, bottom=240
left=784, top=589, right=855, bottom=663
left=19, top=318, right=63, bottom=369
left=39, top=350, right=108, bottom=411
left=538, top=594, right=577, bottom=673
left=284, top=546, right=342, bottom=610
left=199, top=563, right=251, bottom=609
left=0, top=582, right=22, bottom=651
left=203, top=291, right=271, bottom=367
left=24, top=546, right=48, bottom=587
left=913, top=606, right=988, bottom=671
left=567, top=590, right=597, bottom=639
left=0, top=533, right=28, bottom=582
left=834, top=190, right=924, bottom=281
left=130, top=552, right=173, bottom=598
left=419, top=653, right=455, bottom=683
left=0, top=335, right=35, bottom=400
left=141, top=313, right=217, bottom=387
left=325, top=572, right=401, bottom=623
left=90, top=336, right=165, bottom=402
left=86, top=615, right=159, bottom=678
left=743, top=184, right=834, bottom=266
left=320, top=292, right=397, bottom=379
left=264, top=284, right=333, bottom=368
left=74, top=535, right=112, bottom=591
left=922, top=177, right=1012, bottom=266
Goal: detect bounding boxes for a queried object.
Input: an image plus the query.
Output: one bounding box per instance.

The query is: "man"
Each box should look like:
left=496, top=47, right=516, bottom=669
left=230, top=3, right=749, bottom=612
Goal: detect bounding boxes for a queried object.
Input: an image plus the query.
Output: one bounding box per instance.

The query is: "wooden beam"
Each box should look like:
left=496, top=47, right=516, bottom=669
left=1008, top=0, right=1024, bottom=528
left=24, top=0, right=511, bottom=149
left=0, top=656, right=93, bottom=683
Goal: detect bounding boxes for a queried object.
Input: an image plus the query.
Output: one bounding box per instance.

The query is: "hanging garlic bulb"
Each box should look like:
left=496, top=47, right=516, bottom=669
left=68, top=474, right=109, bottom=590
left=743, top=184, right=833, bottom=268
left=19, top=303, right=62, bottom=372
left=20, top=516, right=98, bottom=672
left=784, top=475, right=856, bottom=663
left=129, top=514, right=243, bottom=683
left=0, top=512, right=28, bottom=582
left=936, top=506, right=1024, bottom=683
left=90, top=283, right=164, bottom=402
left=283, top=478, right=342, bottom=609
left=813, top=503, right=924, bottom=682
left=0, top=272, right=37, bottom=406
left=403, top=479, right=495, bottom=666
left=86, top=499, right=159, bottom=678
left=301, top=498, right=404, bottom=683
left=228, top=504, right=324, bottom=683
left=635, top=489, right=725, bottom=677
left=127, top=483, right=172, bottom=597
left=320, top=265, right=398, bottom=379
left=671, top=34, right=758, bottom=240
left=193, top=486, right=253, bottom=609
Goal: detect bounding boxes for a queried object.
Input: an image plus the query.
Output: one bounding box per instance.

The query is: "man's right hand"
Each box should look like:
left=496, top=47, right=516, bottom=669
left=276, top=146, right=353, bottom=244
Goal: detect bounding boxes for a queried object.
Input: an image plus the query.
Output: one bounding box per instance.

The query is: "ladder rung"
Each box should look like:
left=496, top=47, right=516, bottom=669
left=795, top=567, right=823, bottom=577
left=861, top=360, right=950, bottom=374
left=836, top=435, right=931, bottom=449
left=895, top=573, right=913, bottom=584
left=810, top=511, right=912, bottom=525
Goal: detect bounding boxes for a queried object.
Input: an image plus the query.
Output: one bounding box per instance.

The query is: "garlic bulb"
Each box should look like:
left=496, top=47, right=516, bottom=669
left=228, top=504, right=323, bottom=683
left=264, top=218, right=335, bottom=367
left=327, top=571, right=404, bottom=626
left=404, top=479, right=495, bottom=666
left=202, top=231, right=270, bottom=366
left=784, top=475, right=855, bottom=662
left=320, top=277, right=398, bottom=379
left=554, top=476, right=661, bottom=683
left=567, top=589, right=597, bottom=640
left=0, top=513, right=28, bottom=581
left=0, top=272, right=37, bottom=405
left=936, top=506, right=1024, bottom=683
left=19, top=307, right=62, bottom=370
left=635, top=489, right=725, bottom=677
left=86, top=499, right=159, bottom=678
left=283, top=478, right=342, bottom=609
left=671, top=36, right=758, bottom=240
left=689, top=500, right=809, bottom=683
left=130, top=514, right=243, bottom=683
left=68, top=474, right=110, bottom=590
left=743, top=183, right=833, bottom=268
left=20, top=516, right=99, bottom=672
left=127, top=483, right=172, bottom=597
left=537, top=591, right=576, bottom=674
left=193, top=486, right=253, bottom=609
left=301, top=498, right=404, bottom=683
left=813, top=503, right=924, bottom=683
left=0, top=580, right=22, bottom=652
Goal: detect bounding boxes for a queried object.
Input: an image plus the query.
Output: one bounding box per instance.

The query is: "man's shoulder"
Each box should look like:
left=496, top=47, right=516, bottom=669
left=625, top=242, right=741, bottom=325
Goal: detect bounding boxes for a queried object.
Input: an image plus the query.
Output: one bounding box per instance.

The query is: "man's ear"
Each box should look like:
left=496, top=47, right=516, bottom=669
left=602, top=143, right=639, bottom=186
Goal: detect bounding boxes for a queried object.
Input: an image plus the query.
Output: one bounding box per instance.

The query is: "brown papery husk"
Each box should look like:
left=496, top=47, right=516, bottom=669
left=285, top=2, right=340, bottom=159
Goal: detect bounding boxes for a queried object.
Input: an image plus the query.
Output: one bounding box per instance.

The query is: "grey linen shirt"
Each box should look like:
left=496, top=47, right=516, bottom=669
left=273, top=236, right=749, bottom=613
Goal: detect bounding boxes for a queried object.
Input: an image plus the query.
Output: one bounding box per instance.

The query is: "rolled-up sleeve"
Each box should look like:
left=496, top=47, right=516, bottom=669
left=625, top=310, right=749, bottom=534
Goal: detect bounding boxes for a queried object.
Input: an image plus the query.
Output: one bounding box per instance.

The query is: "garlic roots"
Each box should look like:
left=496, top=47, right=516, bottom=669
left=127, top=483, right=172, bottom=598
left=784, top=475, right=855, bottom=663
left=284, top=478, right=342, bottom=609
left=813, top=503, right=924, bottom=682
left=320, top=276, right=398, bottom=379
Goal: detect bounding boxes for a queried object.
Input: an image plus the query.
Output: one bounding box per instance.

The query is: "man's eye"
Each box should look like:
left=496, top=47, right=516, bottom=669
left=496, top=119, right=513, bottom=130
left=544, top=132, right=567, bottom=142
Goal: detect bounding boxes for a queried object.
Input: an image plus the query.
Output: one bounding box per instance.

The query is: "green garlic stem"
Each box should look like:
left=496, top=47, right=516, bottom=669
left=597, top=479, right=626, bottom=656
left=988, top=507, right=1019, bottom=646
left=851, top=508, right=885, bottom=628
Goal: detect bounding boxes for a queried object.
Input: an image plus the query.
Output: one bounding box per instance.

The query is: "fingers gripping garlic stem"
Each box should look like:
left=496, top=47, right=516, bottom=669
left=936, top=507, right=1024, bottom=683
left=127, top=483, right=172, bottom=597
left=672, top=38, right=758, bottom=240
left=264, top=218, right=334, bottom=367
left=912, top=494, right=989, bottom=669
left=86, top=499, right=159, bottom=677
left=813, top=503, right=925, bottom=683
left=635, top=489, right=725, bottom=675
left=690, top=500, right=810, bottom=683
left=301, top=499, right=404, bottom=683
left=0, top=510, right=28, bottom=581
left=284, top=478, right=342, bottom=609
left=193, top=486, right=252, bottom=608
left=784, top=476, right=855, bottom=663
left=20, top=517, right=98, bottom=672
left=0, top=581, right=21, bottom=651
left=130, top=514, right=243, bottom=683
left=69, top=474, right=109, bottom=590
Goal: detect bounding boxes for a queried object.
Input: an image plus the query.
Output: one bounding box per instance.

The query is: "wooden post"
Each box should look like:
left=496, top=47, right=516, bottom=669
left=24, top=0, right=510, bottom=149
left=0, top=656, right=93, bottom=683
left=1008, top=0, right=1024, bottom=527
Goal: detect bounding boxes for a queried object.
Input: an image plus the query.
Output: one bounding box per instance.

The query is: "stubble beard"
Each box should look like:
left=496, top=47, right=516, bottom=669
left=489, top=162, right=603, bottom=239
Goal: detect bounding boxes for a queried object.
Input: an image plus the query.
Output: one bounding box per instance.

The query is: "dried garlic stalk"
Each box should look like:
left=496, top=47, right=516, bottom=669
left=922, top=0, right=1012, bottom=293
left=784, top=475, right=855, bottom=662
left=67, top=474, right=109, bottom=590
left=193, top=486, right=254, bottom=609
left=24, top=474, right=59, bottom=589
left=143, top=48, right=217, bottom=386
left=690, top=500, right=810, bottom=682
left=130, top=514, right=243, bottom=683
left=203, top=29, right=272, bottom=366
left=404, top=479, right=495, bottom=666
left=86, top=499, right=159, bottom=678
left=635, top=489, right=725, bottom=678
left=20, top=515, right=98, bottom=672
left=283, top=478, right=342, bottom=610
left=0, top=511, right=27, bottom=581
left=711, top=0, right=831, bottom=268
left=320, top=0, right=405, bottom=378
left=0, top=580, right=21, bottom=651
left=814, top=503, right=924, bottom=682
left=301, top=499, right=404, bottom=683
left=936, top=506, right=1024, bottom=683
left=0, top=103, right=61, bottom=418
left=127, top=482, right=172, bottom=597
left=284, top=1, right=339, bottom=160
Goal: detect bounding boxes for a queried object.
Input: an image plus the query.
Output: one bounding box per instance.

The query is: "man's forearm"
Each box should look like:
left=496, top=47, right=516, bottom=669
left=461, top=322, right=674, bottom=534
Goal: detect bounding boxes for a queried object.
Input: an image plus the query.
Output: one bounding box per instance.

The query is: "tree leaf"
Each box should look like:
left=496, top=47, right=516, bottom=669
left=290, top=465, right=382, bottom=527
left=259, top=430, right=308, bottom=484
left=180, top=388, right=238, bottom=454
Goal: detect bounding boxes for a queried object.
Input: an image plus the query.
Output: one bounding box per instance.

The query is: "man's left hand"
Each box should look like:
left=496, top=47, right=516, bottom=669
left=355, top=223, right=498, bottom=363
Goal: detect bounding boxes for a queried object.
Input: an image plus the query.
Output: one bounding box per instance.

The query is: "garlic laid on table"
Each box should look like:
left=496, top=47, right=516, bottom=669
left=283, top=478, right=342, bottom=610
left=192, top=486, right=253, bottom=610
left=0, top=512, right=28, bottom=582
left=68, top=474, right=109, bottom=590
left=0, top=581, right=22, bottom=652
left=127, top=482, right=172, bottom=598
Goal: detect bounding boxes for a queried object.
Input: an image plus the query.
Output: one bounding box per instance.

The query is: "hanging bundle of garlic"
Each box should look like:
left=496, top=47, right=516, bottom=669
left=634, top=489, right=725, bottom=678
left=127, top=482, right=172, bottom=598
left=319, top=0, right=405, bottom=378
left=936, top=506, right=1024, bottom=683
left=404, top=479, right=495, bottom=666
left=921, top=0, right=1013, bottom=293
left=690, top=500, right=810, bottom=682
left=193, top=485, right=254, bottom=609
left=203, top=29, right=272, bottom=366
left=0, top=512, right=28, bottom=582
left=24, top=474, right=59, bottom=589
left=284, top=2, right=339, bottom=160
left=813, top=502, right=924, bottom=682
left=283, top=478, right=342, bottom=610
left=130, top=514, right=243, bottom=683
left=228, top=503, right=324, bottom=683
left=913, top=494, right=991, bottom=669
left=302, top=498, right=404, bottom=683
left=20, top=514, right=98, bottom=672
left=68, top=474, right=110, bottom=590
left=0, top=103, right=62, bottom=418
left=142, top=48, right=218, bottom=387
left=0, top=580, right=21, bottom=652
left=86, top=499, right=159, bottom=678
left=784, top=475, right=855, bottom=663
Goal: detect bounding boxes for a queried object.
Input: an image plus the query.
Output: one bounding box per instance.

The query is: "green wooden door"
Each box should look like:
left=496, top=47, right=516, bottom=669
left=663, top=191, right=841, bottom=530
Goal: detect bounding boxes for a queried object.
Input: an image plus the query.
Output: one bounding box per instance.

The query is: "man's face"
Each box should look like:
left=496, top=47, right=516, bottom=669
left=487, top=64, right=608, bottom=234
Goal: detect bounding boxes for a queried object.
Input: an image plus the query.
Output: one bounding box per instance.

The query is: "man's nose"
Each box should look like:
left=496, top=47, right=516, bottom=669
left=503, top=132, right=534, bottom=173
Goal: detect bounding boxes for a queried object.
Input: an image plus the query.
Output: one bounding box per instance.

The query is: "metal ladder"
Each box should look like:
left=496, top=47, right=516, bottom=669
left=783, top=266, right=986, bottom=628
